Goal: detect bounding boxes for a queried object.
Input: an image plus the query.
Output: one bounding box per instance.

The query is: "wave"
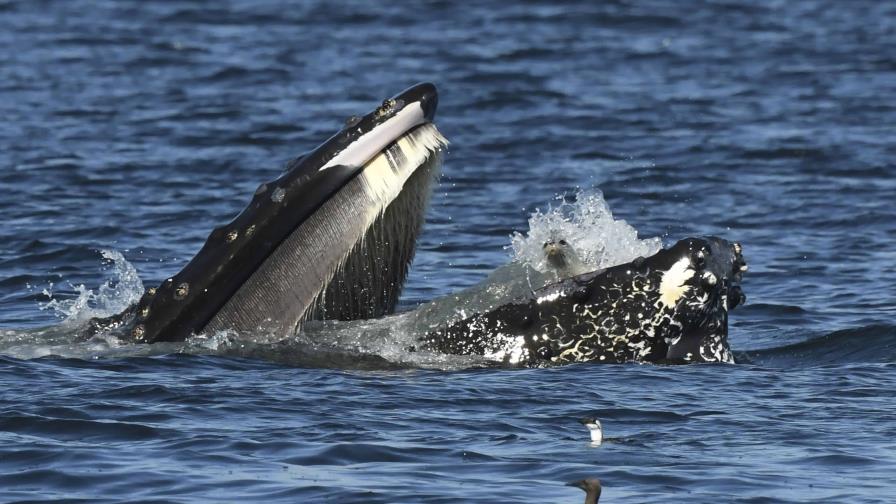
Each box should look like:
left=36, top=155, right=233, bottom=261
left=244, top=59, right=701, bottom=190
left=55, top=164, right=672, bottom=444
left=735, top=324, right=896, bottom=367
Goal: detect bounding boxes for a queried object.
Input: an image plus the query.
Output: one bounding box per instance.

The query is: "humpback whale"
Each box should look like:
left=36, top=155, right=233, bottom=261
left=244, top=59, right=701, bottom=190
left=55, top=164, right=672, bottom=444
left=108, top=83, right=448, bottom=343
left=79, top=83, right=748, bottom=368
left=419, top=237, right=747, bottom=365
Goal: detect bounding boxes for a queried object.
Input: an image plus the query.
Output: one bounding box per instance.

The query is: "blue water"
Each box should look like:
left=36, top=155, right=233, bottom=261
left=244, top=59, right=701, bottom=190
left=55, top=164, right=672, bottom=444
left=1, top=0, right=895, bottom=502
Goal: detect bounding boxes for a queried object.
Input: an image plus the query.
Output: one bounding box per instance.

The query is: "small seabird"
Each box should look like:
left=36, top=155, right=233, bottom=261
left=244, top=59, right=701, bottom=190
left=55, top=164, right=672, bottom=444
left=567, top=478, right=602, bottom=504
left=579, top=417, right=603, bottom=444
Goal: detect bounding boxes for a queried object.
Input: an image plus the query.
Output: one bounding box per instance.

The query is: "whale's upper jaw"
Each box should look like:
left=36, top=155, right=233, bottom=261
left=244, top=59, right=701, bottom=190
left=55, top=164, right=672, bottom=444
left=131, top=83, right=444, bottom=344
left=317, top=82, right=438, bottom=170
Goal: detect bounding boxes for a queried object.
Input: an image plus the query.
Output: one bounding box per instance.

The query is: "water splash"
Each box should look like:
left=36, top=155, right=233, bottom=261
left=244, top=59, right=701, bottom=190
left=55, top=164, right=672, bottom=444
left=509, top=189, right=662, bottom=274
left=39, top=250, right=145, bottom=326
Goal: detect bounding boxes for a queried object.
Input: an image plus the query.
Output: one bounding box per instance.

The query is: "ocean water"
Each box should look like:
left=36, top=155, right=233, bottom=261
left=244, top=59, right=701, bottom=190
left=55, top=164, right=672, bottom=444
left=1, top=0, right=895, bottom=502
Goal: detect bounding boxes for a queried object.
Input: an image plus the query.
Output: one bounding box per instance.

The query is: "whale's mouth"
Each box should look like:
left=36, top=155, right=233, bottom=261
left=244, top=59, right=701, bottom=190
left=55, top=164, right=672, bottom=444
left=128, top=83, right=447, bottom=344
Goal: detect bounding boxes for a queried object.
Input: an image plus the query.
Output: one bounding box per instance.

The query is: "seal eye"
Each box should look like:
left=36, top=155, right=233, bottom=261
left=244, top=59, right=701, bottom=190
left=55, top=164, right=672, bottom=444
left=542, top=241, right=551, bottom=248
left=558, top=239, right=568, bottom=246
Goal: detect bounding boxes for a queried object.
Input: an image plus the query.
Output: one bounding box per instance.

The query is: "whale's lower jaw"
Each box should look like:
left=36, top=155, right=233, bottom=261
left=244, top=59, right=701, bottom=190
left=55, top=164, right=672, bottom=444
left=310, top=140, right=441, bottom=322
left=204, top=124, right=446, bottom=339
left=420, top=237, right=746, bottom=366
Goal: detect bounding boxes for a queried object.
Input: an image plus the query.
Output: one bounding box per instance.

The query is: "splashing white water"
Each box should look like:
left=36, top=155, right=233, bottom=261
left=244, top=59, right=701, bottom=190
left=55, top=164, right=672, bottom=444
left=509, top=189, right=662, bottom=274
left=39, top=250, right=145, bottom=326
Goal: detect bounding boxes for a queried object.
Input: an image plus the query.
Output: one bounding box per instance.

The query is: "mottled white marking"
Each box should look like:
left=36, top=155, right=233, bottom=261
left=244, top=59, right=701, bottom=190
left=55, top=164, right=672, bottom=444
left=700, top=333, right=735, bottom=364
left=537, top=291, right=563, bottom=304
left=484, top=335, right=527, bottom=364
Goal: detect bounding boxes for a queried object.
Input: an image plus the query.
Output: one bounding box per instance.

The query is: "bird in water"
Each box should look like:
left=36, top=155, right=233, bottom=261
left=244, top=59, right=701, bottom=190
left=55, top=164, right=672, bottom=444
left=542, top=238, right=589, bottom=280
left=579, top=417, right=603, bottom=445
left=567, top=478, right=602, bottom=504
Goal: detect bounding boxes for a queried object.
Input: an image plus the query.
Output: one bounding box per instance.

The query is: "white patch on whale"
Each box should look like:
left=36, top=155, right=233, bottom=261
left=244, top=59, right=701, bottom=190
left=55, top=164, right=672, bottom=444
left=658, top=257, right=694, bottom=307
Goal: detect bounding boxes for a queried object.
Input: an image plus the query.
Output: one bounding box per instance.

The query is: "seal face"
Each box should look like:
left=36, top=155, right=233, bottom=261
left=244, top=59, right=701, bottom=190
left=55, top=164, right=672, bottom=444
left=420, top=236, right=746, bottom=365
left=542, top=239, right=589, bottom=279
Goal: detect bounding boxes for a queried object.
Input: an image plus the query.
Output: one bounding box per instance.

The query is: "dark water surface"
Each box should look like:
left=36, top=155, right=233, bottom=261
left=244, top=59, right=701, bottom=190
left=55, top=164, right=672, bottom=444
left=1, top=0, right=895, bottom=502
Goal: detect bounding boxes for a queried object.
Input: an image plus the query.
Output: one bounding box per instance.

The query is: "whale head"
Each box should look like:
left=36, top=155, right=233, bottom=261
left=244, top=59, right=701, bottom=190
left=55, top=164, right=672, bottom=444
left=131, top=83, right=448, bottom=343
left=658, top=237, right=747, bottom=363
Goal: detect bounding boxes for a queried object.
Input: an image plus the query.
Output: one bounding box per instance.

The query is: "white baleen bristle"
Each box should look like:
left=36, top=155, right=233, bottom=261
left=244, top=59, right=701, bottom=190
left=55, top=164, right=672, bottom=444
left=308, top=123, right=448, bottom=321
left=356, top=123, right=448, bottom=206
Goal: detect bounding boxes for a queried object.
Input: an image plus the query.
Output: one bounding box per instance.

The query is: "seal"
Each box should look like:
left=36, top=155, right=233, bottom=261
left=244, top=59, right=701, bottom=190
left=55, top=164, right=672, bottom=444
left=419, top=237, right=747, bottom=365
left=542, top=238, right=590, bottom=279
